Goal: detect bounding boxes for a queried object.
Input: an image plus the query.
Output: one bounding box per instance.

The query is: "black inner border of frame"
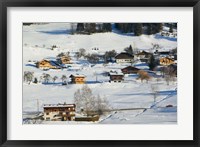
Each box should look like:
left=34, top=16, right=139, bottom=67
left=0, top=0, right=199, bottom=146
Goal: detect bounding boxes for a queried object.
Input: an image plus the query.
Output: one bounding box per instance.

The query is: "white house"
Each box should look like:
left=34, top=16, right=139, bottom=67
left=115, top=53, right=134, bottom=63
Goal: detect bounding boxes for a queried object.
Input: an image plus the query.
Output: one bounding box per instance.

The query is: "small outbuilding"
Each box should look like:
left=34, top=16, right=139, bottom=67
left=160, top=57, right=174, bottom=66
left=108, top=72, right=124, bottom=83
left=69, top=74, right=86, bottom=84
left=121, top=66, right=140, bottom=74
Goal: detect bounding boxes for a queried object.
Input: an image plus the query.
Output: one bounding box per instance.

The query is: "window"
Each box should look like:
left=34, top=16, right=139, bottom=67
left=46, top=117, right=50, bottom=121
left=46, top=112, right=49, bottom=115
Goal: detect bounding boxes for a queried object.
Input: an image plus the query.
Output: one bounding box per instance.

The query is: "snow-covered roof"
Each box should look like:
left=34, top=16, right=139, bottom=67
left=70, top=74, right=86, bottom=77
left=115, top=52, right=133, bottom=59
left=43, top=104, right=75, bottom=108
left=109, top=72, right=124, bottom=76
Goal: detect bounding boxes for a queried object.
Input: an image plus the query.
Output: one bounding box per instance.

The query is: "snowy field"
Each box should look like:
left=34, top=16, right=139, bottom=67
left=23, top=23, right=177, bottom=124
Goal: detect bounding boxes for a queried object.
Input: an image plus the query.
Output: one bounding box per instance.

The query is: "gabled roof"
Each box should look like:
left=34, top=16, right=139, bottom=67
left=121, top=66, right=140, bottom=71
left=136, top=51, right=152, bottom=56
left=109, top=71, right=124, bottom=76
left=115, top=53, right=133, bottom=59
left=69, top=74, right=86, bottom=78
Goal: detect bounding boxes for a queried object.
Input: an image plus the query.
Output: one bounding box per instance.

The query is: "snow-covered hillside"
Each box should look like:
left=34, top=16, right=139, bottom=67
left=23, top=23, right=177, bottom=124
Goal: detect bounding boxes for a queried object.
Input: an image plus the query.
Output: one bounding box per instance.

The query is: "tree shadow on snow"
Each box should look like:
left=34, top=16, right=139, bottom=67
left=37, top=29, right=71, bottom=35
left=25, top=64, right=36, bottom=68
left=86, top=81, right=102, bottom=84
left=154, top=34, right=177, bottom=42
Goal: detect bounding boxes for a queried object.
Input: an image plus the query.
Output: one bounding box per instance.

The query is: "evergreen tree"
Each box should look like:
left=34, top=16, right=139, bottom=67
left=134, top=23, right=143, bottom=36
left=76, top=23, right=84, bottom=32
left=169, top=24, right=173, bottom=33
left=147, top=24, right=154, bottom=35
left=102, top=23, right=112, bottom=32
left=90, top=23, right=96, bottom=33
left=124, top=45, right=133, bottom=55
left=148, top=55, right=156, bottom=70
left=155, top=23, right=163, bottom=33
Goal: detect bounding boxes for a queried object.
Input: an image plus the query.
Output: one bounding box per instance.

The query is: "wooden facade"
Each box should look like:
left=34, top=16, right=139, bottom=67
left=109, top=72, right=124, bottom=83
left=57, top=56, right=71, bottom=64
left=43, top=104, right=76, bottom=121
left=121, top=66, right=140, bottom=74
left=135, top=51, right=152, bottom=62
left=70, top=74, right=86, bottom=84
left=36, top=60, right=59, bottom=69
left=160, top=57, right=174, bottom=66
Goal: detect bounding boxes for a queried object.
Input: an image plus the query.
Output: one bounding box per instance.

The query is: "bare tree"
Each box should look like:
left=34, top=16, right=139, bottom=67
left=74, top=85, right=109, bottom=116
left=85, top=54, right=99, bottom=64
left=42, top=73, right=51, bottom=83
left=70, top=23, right=76, bottom=34
left=75, top=48, right=86, bottom=59
left=61, top=75, right=68, bottom=85
left=137, top=70, right=151, bottom=83
left=151, top=84, right=158, bottom=105
left=52, top=76, right=58, bottom=83
left=24, top=71, right=34, bottom=84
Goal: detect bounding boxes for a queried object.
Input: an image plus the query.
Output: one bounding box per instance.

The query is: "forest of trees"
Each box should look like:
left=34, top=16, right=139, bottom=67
left=74, top=23, right=176, bottom=36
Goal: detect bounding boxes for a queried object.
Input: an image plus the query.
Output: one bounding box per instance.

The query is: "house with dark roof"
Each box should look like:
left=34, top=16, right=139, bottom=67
left=160, top=57, right=174, bottom=66
left=108, top=72, right=124, bottom=83
left=57, top=55, right=71, bottom=64
left=43, top=103, right=76, bottom=121
left=115, top=53, right=134, bottom=63
left=135, top=51, right=152, bottom=62
left=36, top=59, right=61, bottom=69
left=121, top=66, right=140, bottom=74
left=69, top=74, right=86, bottom=84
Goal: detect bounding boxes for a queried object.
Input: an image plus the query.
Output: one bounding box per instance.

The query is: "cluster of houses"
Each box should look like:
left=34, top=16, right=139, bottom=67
left=34, top=48, right=177, bottom=84
left=36, top=55, right=71, bottom=70
left=39, top=49, right=177, bottom=122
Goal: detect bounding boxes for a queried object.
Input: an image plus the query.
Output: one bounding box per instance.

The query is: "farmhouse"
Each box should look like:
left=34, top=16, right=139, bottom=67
left=121, top=66, right=140, bottom=74
left=36, top=59, right=60, bottom=69
left=109, top=72, right=124, bottom=83
left=160, top=57, right=174, bottom=66
left=135, top=51, right=152, bottom=62
left=115, top=53, right=134, bottom=63
left=43, top=103, right=76, bottom=121
left=69, top=74, right=86, bottom=84
left=57, top=55, right=71, bottom=64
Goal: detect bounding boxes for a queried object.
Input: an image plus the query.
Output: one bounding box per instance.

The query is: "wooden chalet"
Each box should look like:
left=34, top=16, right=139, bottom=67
left=57, top=55, right=71, bottom=64
left=70, top=74, right=86, bottom=84
left=160, top=57, right=174, bottom=66
left=154, top=50, right=171, bottom=56
left=121, top=66, right=140, bottom=74
left=43, top=103, right=76, bottom=121
left=109, top=72, right=124, bottom=83
left=135, top=51, right=152, bottom=62
left=36, top=59, right=60, bottom=69
left=115, top=53, right=134, bottom=63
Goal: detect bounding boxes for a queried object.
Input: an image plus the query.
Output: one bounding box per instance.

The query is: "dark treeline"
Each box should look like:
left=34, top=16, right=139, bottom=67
left=75, top=23, right=176, bottom=36
left=76, top=23, right=112, bottom=34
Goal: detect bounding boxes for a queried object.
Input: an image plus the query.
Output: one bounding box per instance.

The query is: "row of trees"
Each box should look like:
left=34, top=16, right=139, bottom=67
left=23, top=72, right=69, bottom=85
left=72, top=23, right=176, bottom=36
left=75, top=23, right=112, bottom=34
